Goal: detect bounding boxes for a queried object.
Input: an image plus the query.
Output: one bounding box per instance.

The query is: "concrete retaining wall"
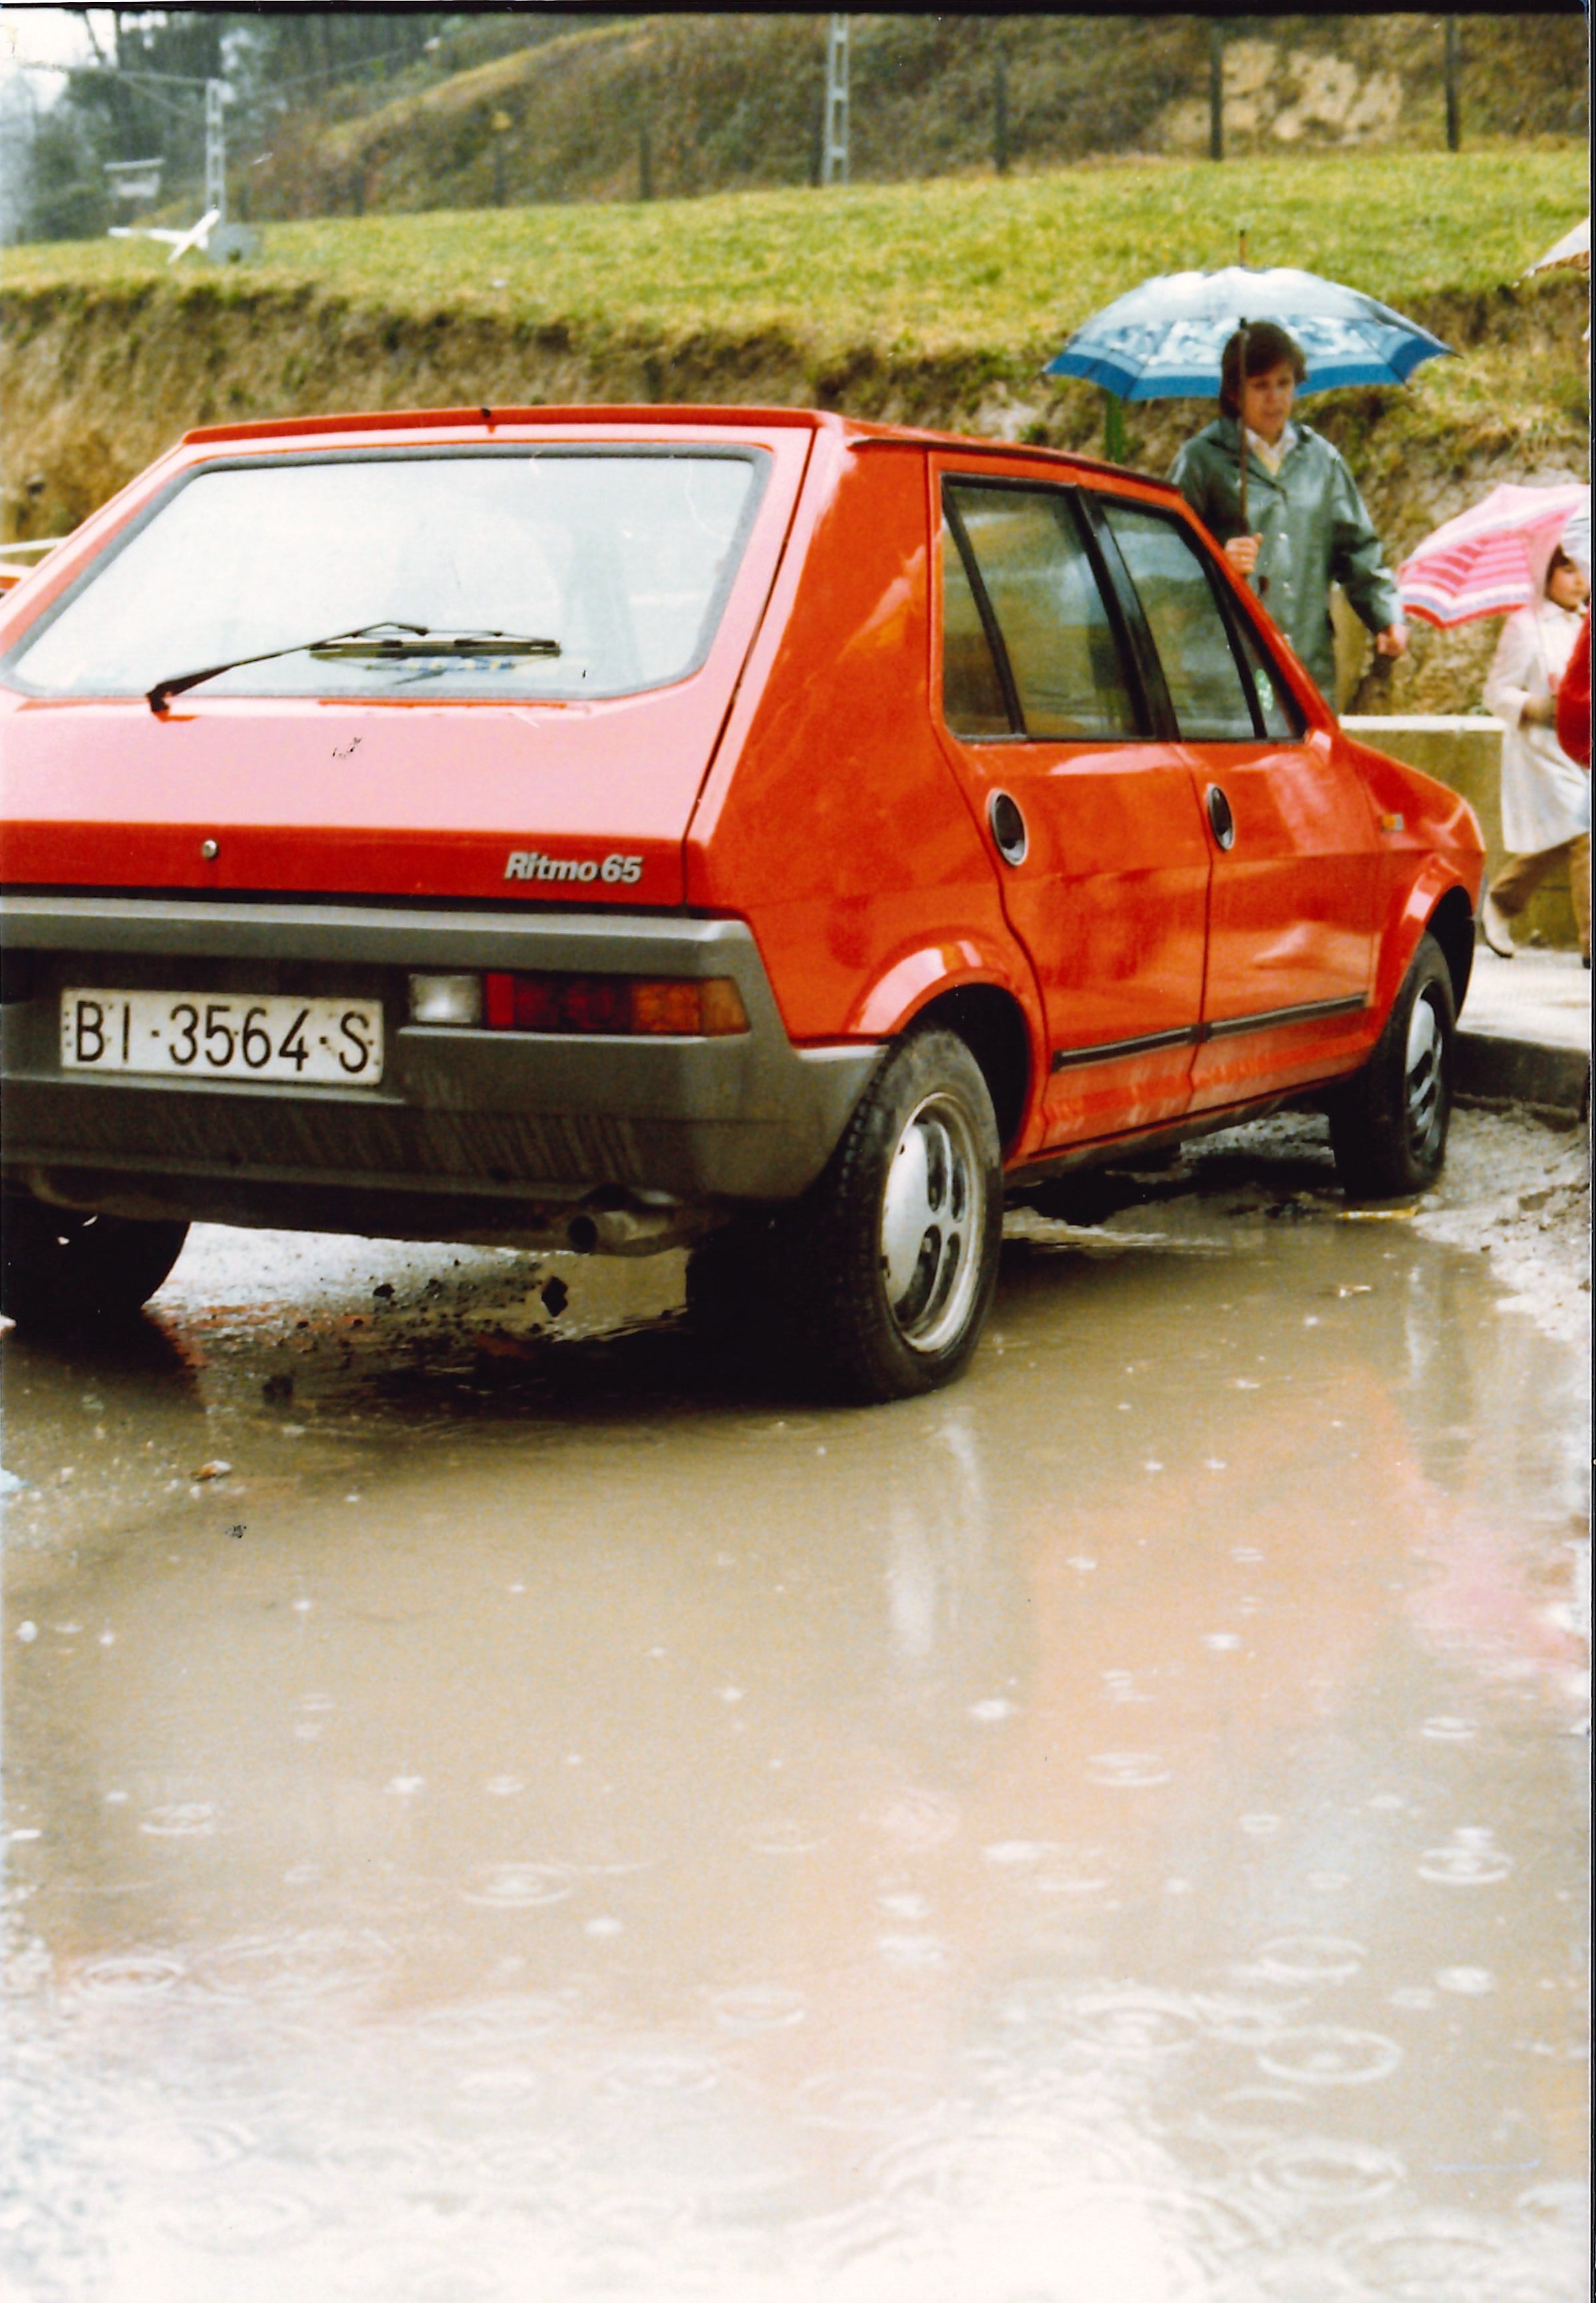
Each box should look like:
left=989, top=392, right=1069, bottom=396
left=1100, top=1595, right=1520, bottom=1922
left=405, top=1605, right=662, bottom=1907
left=1343, top=714, right=1579, bottom=950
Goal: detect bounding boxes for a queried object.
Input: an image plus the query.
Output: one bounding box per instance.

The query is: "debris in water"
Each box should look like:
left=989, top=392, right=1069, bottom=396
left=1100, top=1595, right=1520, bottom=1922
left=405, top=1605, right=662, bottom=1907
left=1339, top=1206, right=1417, bottom=1222
left=261, top=1372, right=294, bottom=1404
left=192, top=1460, right=232, bottom=1481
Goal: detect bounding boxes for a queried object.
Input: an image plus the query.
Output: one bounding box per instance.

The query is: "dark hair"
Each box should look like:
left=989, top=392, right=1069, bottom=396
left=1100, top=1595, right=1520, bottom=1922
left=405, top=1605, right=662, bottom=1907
left=1219, top=321, right=1308, bottom=419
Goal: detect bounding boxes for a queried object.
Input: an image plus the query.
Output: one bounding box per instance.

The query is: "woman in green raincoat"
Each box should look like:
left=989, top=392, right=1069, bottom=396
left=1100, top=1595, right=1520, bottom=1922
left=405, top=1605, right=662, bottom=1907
left=1170, top=320, right=1407, bottom=706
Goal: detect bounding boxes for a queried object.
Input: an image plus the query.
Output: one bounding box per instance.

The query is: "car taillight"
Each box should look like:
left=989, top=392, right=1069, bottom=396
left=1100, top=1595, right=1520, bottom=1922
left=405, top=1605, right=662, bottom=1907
left=482, top=972, right=748, bottom=1036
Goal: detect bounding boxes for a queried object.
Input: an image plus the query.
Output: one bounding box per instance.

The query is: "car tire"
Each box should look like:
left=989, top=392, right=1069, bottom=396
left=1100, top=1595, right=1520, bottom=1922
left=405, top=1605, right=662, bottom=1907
left=0, top=1200, right=190, bottom=1331
left=771, top=1028, right=1004, bottom=1403
left=1327, top=932, right=1456, bottom=1200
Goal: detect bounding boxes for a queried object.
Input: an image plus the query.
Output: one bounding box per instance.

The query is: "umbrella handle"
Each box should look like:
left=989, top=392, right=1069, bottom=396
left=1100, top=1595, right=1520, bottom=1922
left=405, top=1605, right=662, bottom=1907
left=1236, top=317, right=1249, bottom=538
left=1235, top=317, right=1266, bottom=600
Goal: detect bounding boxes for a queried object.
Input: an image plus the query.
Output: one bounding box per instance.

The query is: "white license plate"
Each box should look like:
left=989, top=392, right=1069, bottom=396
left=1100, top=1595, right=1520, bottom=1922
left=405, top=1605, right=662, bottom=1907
left=61, top=989, right=384, bottom=1085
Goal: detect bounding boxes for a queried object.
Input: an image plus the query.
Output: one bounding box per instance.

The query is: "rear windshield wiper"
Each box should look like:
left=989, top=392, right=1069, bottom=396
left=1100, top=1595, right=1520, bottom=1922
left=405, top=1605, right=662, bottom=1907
left=146, top=623, right=561, bottom=714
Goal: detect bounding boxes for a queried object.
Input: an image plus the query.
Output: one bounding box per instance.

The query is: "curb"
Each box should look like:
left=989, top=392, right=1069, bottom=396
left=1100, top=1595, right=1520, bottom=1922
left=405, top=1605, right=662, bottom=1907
left=1456, top=1030, right=1591, bottom=1119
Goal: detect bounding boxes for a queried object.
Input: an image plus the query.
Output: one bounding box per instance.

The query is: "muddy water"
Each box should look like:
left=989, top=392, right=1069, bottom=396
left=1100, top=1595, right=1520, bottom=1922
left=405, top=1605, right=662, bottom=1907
left=2, top=1135, right=1589, bottom=2303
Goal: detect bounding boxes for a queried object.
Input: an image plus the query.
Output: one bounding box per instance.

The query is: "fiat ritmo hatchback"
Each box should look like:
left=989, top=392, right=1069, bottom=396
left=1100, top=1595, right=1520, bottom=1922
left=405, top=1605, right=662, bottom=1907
left=0, top=407, right=1484, bottom=1399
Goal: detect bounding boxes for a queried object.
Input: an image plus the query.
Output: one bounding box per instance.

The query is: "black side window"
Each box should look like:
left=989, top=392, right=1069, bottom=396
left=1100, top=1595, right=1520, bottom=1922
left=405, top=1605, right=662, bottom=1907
left=1098, top=502, right=1260, bottom=743
left=940, top=514, right=1011, bottom=737
left=944, top=483, right=1141, bottom=741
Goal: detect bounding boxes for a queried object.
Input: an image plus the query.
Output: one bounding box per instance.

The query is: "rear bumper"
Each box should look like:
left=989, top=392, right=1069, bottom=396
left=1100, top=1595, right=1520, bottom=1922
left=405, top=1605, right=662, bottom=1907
left=0, top=895, right=883, bottom=1244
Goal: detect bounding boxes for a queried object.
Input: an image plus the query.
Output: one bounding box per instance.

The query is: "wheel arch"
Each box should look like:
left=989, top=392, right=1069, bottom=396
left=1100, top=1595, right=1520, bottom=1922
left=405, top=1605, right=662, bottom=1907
left=902, top=981, right=1035, bottom=1155
left=1423, top=882, right=1476, bottom=1019
left=846, top=939, right=1042, bottom=1156
left=1374, top=864, right=1476, bottom=1022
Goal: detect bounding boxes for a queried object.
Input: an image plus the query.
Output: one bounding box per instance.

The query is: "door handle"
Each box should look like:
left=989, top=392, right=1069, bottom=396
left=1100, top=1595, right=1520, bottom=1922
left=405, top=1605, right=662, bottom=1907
left=1205, top=784, right=1235, bottom=851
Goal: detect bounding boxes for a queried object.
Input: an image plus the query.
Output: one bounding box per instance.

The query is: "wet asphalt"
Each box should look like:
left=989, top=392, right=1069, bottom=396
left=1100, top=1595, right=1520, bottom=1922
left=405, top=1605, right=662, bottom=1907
left=1, top=1113, right=1588, bottom=2303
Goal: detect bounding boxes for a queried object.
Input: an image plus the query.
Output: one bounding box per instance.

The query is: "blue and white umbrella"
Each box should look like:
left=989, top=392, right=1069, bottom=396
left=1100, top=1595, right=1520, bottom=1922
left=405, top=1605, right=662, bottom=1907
left=1044, top=264, right=1454, bottom=401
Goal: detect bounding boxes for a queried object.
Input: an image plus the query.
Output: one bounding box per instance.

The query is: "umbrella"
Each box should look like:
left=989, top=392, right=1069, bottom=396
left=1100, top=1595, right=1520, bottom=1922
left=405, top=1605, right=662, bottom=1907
left=1044, top=262, right=1454, bottom=531
left=1043, top=264, right=1454, bottom=401
left=1521, top=216, right=1589, bottom=279
left=1396, top=482, right=1590, bottom=629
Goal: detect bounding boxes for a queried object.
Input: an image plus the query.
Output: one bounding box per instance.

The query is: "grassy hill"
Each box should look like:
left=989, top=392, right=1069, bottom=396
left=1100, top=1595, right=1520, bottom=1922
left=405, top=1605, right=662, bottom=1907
left=245, top=13, right=1587, bottom=217
left=2, top=144, right=1587, bottom=713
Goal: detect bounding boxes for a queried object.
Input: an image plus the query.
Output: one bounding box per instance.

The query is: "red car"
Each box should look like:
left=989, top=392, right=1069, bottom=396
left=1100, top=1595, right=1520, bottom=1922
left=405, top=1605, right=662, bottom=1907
left=0, top=406, right=1483, bottom=1398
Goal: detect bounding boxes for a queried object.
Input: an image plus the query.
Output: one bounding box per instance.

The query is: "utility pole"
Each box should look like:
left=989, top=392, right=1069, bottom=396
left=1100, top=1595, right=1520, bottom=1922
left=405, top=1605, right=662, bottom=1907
left=822, top=15, right=850, bottom=187
left=1444, top=18, right=1461, bottom=152
left=204, top=77, right=226, bottom=220
left=1208, top=23, right=1224, bottom=163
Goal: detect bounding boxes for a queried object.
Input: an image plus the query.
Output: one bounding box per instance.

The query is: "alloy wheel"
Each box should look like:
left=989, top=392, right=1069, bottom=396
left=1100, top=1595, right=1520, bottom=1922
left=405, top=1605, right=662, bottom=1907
left=1404, top=990, right=1446, bottom=1160
left=878, top=1091, right=985, bottom=1354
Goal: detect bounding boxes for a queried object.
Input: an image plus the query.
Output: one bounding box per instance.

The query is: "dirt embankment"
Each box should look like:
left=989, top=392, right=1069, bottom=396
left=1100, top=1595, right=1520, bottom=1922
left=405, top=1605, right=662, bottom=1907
left=0, top=266, right=1587, bottom=715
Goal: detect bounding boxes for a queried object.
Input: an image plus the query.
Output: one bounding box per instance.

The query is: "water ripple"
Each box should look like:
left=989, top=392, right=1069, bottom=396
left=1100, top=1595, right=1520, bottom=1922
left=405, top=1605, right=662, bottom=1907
left=1337, top=2211, right=1545, bottom=2300
left=1417, top=1829, right=1514, bottom=1886
left=138, top=1802, right=217, bottom=1839
left=1253, top=1936, right=1367, bottom=1986
left=460, top=1862, right=574, bottom=1909
left=191, top=1927, right=395, bottom=2004
left=709, top=1983, right=808, bottom=2034
left=1249, top=2138, right=1406, bottom=2205
left=1257, top=2028, right=1403, bottom=2087
left=599, top=2049, right=721, bottom=2098
left=1084, top=1751, right=1172, bottom=1789
left=1070, top=1990, right=1204, bottom=2059
left=70, top=1951, right=186, bottom=2001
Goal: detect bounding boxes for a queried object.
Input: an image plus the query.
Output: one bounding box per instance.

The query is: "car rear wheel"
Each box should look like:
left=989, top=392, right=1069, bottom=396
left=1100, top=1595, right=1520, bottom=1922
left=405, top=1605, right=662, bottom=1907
left=0, top=1200, right=190, bottom=1331
left=1327, top=932, right=1456, bottom=1200
left=772, top=1028, right=1004, bottom=1402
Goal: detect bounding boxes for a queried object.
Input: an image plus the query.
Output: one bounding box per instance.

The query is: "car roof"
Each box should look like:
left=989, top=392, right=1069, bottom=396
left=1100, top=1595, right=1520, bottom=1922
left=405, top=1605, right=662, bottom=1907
left=176, top=403, right=1180, bottom=498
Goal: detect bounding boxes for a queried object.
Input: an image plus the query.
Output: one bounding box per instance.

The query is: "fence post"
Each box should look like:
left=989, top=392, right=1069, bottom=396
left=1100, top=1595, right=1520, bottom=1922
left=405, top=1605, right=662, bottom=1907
left=1444, top=18, right=1461, bottom=152
left=1208, top=23, right=1224, bottom=162
left=639, top=121, right=653, bottom=200
left=1103, top=394, right=1127, bottom=463
left=822, top=15, right=850, bottom=186
left=994, top=50, right=1009, bottom=177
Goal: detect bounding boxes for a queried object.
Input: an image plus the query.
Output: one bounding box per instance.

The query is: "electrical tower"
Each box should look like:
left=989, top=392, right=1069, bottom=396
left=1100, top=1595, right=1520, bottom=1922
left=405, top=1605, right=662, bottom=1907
left=204, top=77, right=226, bottom=220
left=822, top=16, right=850, bottom=186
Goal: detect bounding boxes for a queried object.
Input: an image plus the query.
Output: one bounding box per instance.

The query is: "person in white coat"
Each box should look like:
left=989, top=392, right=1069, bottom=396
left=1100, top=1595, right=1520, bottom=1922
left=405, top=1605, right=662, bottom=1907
left=1479, top=541, right=1591, bottom=964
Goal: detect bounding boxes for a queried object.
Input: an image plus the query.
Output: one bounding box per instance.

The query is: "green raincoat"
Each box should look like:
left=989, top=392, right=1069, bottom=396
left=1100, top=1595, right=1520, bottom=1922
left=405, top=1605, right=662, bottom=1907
left=1169, top=416, right=1401, bottom=703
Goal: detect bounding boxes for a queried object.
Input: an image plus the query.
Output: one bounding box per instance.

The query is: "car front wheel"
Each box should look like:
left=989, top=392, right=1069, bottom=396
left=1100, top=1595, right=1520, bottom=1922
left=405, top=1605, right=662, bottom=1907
left=0, top=1200, right=190, bottom=1331
left=774, top=1028, right=1004, bottom=1402
left=1328, top=932, right=1456, bottom=1200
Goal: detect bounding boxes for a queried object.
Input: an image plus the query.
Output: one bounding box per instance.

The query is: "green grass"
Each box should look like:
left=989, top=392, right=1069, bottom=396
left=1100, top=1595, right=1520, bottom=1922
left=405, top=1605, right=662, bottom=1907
left=7, top=145, right=1585, bottom=371
left=3, top=143, right=1585, bottom=719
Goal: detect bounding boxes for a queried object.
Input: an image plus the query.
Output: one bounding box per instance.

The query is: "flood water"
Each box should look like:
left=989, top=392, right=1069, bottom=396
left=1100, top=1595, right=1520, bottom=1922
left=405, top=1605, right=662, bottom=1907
left=2, top=1125, right=1588, bottom=2302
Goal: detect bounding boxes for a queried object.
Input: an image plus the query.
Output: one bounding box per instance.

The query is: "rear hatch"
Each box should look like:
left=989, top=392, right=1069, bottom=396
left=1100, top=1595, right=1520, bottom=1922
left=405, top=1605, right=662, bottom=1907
left=0, top=417, right=814, bottom=910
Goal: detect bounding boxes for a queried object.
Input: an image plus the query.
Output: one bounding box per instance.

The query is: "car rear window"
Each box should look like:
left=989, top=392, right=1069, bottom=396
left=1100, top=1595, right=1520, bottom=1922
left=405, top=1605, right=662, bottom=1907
left=7, top=448, right=766, bottom=703
left=944, top=484, right=1140, bottom=742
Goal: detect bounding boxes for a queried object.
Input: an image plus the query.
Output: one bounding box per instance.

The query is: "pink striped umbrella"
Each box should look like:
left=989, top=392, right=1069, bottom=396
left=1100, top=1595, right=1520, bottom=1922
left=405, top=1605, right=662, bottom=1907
left=1397, top=482, right=1589, bottom=628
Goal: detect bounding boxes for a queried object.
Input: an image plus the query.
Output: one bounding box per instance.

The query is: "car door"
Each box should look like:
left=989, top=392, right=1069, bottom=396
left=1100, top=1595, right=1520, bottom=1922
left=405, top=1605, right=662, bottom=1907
left=931, top=467, right=1210, bottom=1145
left=1089, top=497, right=1378, bottom=1115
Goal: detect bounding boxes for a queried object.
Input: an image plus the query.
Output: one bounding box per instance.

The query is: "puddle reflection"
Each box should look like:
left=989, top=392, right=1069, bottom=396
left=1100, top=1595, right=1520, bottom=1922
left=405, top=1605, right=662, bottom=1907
left=2, top=1190, right=1587, bottom=2300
